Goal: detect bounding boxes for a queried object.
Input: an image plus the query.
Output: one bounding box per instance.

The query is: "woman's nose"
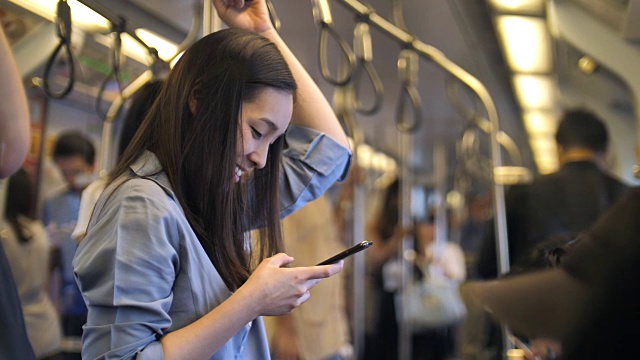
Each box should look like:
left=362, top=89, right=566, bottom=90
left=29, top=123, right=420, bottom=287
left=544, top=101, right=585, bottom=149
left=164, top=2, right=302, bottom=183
left=249, top=145, right=268, bottom=169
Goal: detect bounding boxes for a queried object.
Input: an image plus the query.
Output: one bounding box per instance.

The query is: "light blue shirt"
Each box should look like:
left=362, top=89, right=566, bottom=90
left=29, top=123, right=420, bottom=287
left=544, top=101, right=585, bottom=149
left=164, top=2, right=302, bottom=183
left=73, top=125, right=351, bottom=360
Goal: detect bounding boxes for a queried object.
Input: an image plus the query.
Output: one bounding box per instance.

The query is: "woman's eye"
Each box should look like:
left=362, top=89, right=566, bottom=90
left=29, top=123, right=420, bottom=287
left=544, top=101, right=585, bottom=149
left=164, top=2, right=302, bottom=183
left=251, top=127, right=263, bottom=139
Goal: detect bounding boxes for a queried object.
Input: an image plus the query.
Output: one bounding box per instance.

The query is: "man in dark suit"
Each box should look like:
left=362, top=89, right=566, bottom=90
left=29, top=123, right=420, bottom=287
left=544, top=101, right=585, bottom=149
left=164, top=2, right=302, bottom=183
left=477, top=108, right=629, bottom=279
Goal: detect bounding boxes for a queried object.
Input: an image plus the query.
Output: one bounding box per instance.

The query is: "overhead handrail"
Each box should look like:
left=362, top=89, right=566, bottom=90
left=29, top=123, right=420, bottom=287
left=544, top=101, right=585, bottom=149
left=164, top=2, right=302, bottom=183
left=100, top=3, right=201, bottom=172
left=446, top=77, right=524, bottom=167
left=445, top=75, right=480, bottom=123
left=352, top=21, right=383, bottom=115
left=95, top=19, right=126, bottom=120
left=312, top=0, right=356, bottom=86
left=77, top=0, right=157, bottom=57
left=332, top=0, right=511, bottom=285
left=395, top=49, right=422, bottom=133
left=170, top=2, right=202, bottom=61
left=43, top=0, right=75, bottom=99
left=391, top=0, right=409, bottom=32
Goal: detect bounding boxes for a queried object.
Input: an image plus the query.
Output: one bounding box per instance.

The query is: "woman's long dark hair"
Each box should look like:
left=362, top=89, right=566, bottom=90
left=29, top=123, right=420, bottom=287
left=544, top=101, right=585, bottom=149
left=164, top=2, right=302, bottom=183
left=111, top=29, right=297, bottom=290
left=5, top=169, right=34, bottom=243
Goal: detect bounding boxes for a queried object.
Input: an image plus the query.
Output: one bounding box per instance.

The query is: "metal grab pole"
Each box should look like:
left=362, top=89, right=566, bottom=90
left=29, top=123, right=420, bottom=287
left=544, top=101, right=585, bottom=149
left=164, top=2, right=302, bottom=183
left=203, top=0, right=213, bottom=35
left=203, top=0, right=222, bottom=36
left=332, top=55, right=367, bottom=358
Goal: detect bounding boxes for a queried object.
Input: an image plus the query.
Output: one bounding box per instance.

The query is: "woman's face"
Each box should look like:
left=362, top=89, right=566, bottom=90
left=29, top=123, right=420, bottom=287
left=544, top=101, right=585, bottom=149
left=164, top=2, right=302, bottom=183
left=235, top=87, right=293, bottom=182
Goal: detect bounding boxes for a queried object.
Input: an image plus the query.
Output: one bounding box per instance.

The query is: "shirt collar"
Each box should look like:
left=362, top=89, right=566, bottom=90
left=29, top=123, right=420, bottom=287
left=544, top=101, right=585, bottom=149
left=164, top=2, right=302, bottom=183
left=129, top=150, right=175, bottom=199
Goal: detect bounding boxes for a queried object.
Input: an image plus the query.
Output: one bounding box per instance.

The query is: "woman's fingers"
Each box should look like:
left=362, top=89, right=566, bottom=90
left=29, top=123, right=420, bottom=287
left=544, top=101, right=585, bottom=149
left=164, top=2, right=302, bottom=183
left=220, top=0, right=244, bottom=8
left=245, top=256, right=343, bottom=316
left=268, top=252, right=295, bottom=267
left=300, top=260, right=344, bottom=281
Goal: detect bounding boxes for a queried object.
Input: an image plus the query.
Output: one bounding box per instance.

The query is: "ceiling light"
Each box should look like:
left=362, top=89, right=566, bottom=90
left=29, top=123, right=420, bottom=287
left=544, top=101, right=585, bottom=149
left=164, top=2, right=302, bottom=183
left=489, top=0, right=545, bottom=15
left=93, top=33, right=144, bottom=65
left=529, top=135, right=559, bottom=173
left=513, top=74, right=557, bottom=109
left=523, top=110, right=559, bottom=136
left=135, top=28, right=178, bottom=62
left=496, top=15, right=552, bottom=73
left=529, top=135, right=557, bottom=153
left=9, top=0, right=109, bottom=32
left=534, top=153, right=559, bottom=174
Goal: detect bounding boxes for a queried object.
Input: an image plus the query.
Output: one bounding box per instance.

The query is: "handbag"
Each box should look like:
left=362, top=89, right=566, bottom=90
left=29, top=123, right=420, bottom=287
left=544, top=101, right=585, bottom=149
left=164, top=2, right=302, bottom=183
left=397, top=263, right=467, bottom=330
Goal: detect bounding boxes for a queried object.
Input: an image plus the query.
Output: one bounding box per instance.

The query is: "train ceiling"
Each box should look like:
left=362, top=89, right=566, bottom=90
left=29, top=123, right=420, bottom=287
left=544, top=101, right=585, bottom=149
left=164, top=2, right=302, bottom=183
left=1, top=0, right=639, bottom=184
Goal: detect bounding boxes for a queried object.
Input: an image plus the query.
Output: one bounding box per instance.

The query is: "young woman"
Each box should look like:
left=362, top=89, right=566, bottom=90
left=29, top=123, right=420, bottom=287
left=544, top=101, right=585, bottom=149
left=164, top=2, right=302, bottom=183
left=72, top=0, right=351, bottom=358
left=2, top=169, right=62, bottom=359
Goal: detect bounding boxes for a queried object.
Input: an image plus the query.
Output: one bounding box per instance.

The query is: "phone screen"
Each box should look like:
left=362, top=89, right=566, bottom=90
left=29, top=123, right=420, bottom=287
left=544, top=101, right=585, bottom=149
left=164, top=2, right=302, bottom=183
left=316, top=240, right=373, bottom=265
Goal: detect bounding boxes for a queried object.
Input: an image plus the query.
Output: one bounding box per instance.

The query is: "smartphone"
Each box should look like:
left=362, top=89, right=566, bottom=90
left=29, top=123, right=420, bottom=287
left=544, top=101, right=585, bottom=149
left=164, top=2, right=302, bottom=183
left=317, top=240, right=373, bottom=265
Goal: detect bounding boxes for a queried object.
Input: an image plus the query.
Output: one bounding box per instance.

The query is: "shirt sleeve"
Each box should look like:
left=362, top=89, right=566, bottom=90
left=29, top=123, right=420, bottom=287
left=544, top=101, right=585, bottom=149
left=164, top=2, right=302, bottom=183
left=278, top=125, right=351, bottom=218
left=73, top=181, right=179, bottom=360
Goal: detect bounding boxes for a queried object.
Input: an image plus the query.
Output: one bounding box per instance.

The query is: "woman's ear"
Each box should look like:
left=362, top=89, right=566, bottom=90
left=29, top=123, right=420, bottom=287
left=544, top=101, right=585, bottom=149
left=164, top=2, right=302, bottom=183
left=189, top=92, right=198, bottom=115
left=189, top=86, right=202, bottom=115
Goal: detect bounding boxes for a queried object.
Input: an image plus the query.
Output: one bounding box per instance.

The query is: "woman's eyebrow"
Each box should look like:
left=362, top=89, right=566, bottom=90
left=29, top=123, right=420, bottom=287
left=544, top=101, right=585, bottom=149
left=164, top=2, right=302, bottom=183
left=260, top=118, right=279, bottom=131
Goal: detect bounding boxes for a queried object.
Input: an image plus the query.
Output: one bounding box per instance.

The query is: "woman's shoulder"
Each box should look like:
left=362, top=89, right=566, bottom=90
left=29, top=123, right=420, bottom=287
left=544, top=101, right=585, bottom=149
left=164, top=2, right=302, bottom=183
left=106, top=174, right=173, bottom=204
left=78, top=176, right=183, bottom=260
left=90, top=174, right=180, bottom=230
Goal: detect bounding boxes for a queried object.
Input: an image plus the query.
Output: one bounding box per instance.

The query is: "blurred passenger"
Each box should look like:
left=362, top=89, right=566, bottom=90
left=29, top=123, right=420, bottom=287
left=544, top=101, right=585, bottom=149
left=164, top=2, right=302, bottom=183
left=0, top=23, right=36, bottom=360
left=268, top=194, right=352, bottom=360
left=412, top=215, right=466, bottom=360
left=477, top=108, right=629, bottom=279
left=504, top=234, right=577, bottom=359
left=1, top=169, right=62, bottom=359
left=458, top=191, right=492, bottom=279
left=42, top=131, right=95, bottom=358
left=458, top=234, right=577, bottom=360
left=461, top=186, right=640, bottom=359
left=559, top=188, right=640, bottom=359
left=363, top=178, right=406, bottom=360
left=71, top=80, right=163, bottom=242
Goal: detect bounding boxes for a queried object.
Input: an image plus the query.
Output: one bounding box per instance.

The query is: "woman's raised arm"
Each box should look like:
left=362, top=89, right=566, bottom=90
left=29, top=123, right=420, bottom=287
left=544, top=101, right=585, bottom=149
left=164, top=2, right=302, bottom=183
left=213, top=0, right=351, bottom=149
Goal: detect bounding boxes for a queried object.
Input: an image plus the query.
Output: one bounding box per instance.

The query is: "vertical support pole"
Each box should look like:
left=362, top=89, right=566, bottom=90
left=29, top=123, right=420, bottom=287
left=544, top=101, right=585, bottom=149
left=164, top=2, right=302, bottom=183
left=352, top=182, right=366, bottom=358
left=434, top=141, right=447, bottom=257
left=203, top=0, right=222, bottom=36
left=398, top=131, right=413, bottom=360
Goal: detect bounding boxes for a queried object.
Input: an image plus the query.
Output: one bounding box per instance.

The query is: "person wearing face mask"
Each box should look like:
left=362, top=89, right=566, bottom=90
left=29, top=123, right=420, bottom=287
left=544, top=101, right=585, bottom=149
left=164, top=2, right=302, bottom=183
left=41, top=131, right=95, bottom=359
left=72, top=0, right=352, bottom=359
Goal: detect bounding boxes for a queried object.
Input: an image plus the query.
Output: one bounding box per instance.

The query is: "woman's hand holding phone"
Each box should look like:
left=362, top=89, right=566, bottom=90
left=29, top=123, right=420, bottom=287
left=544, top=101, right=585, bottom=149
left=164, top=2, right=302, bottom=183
left=240, top=253, right=344, bottom=317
